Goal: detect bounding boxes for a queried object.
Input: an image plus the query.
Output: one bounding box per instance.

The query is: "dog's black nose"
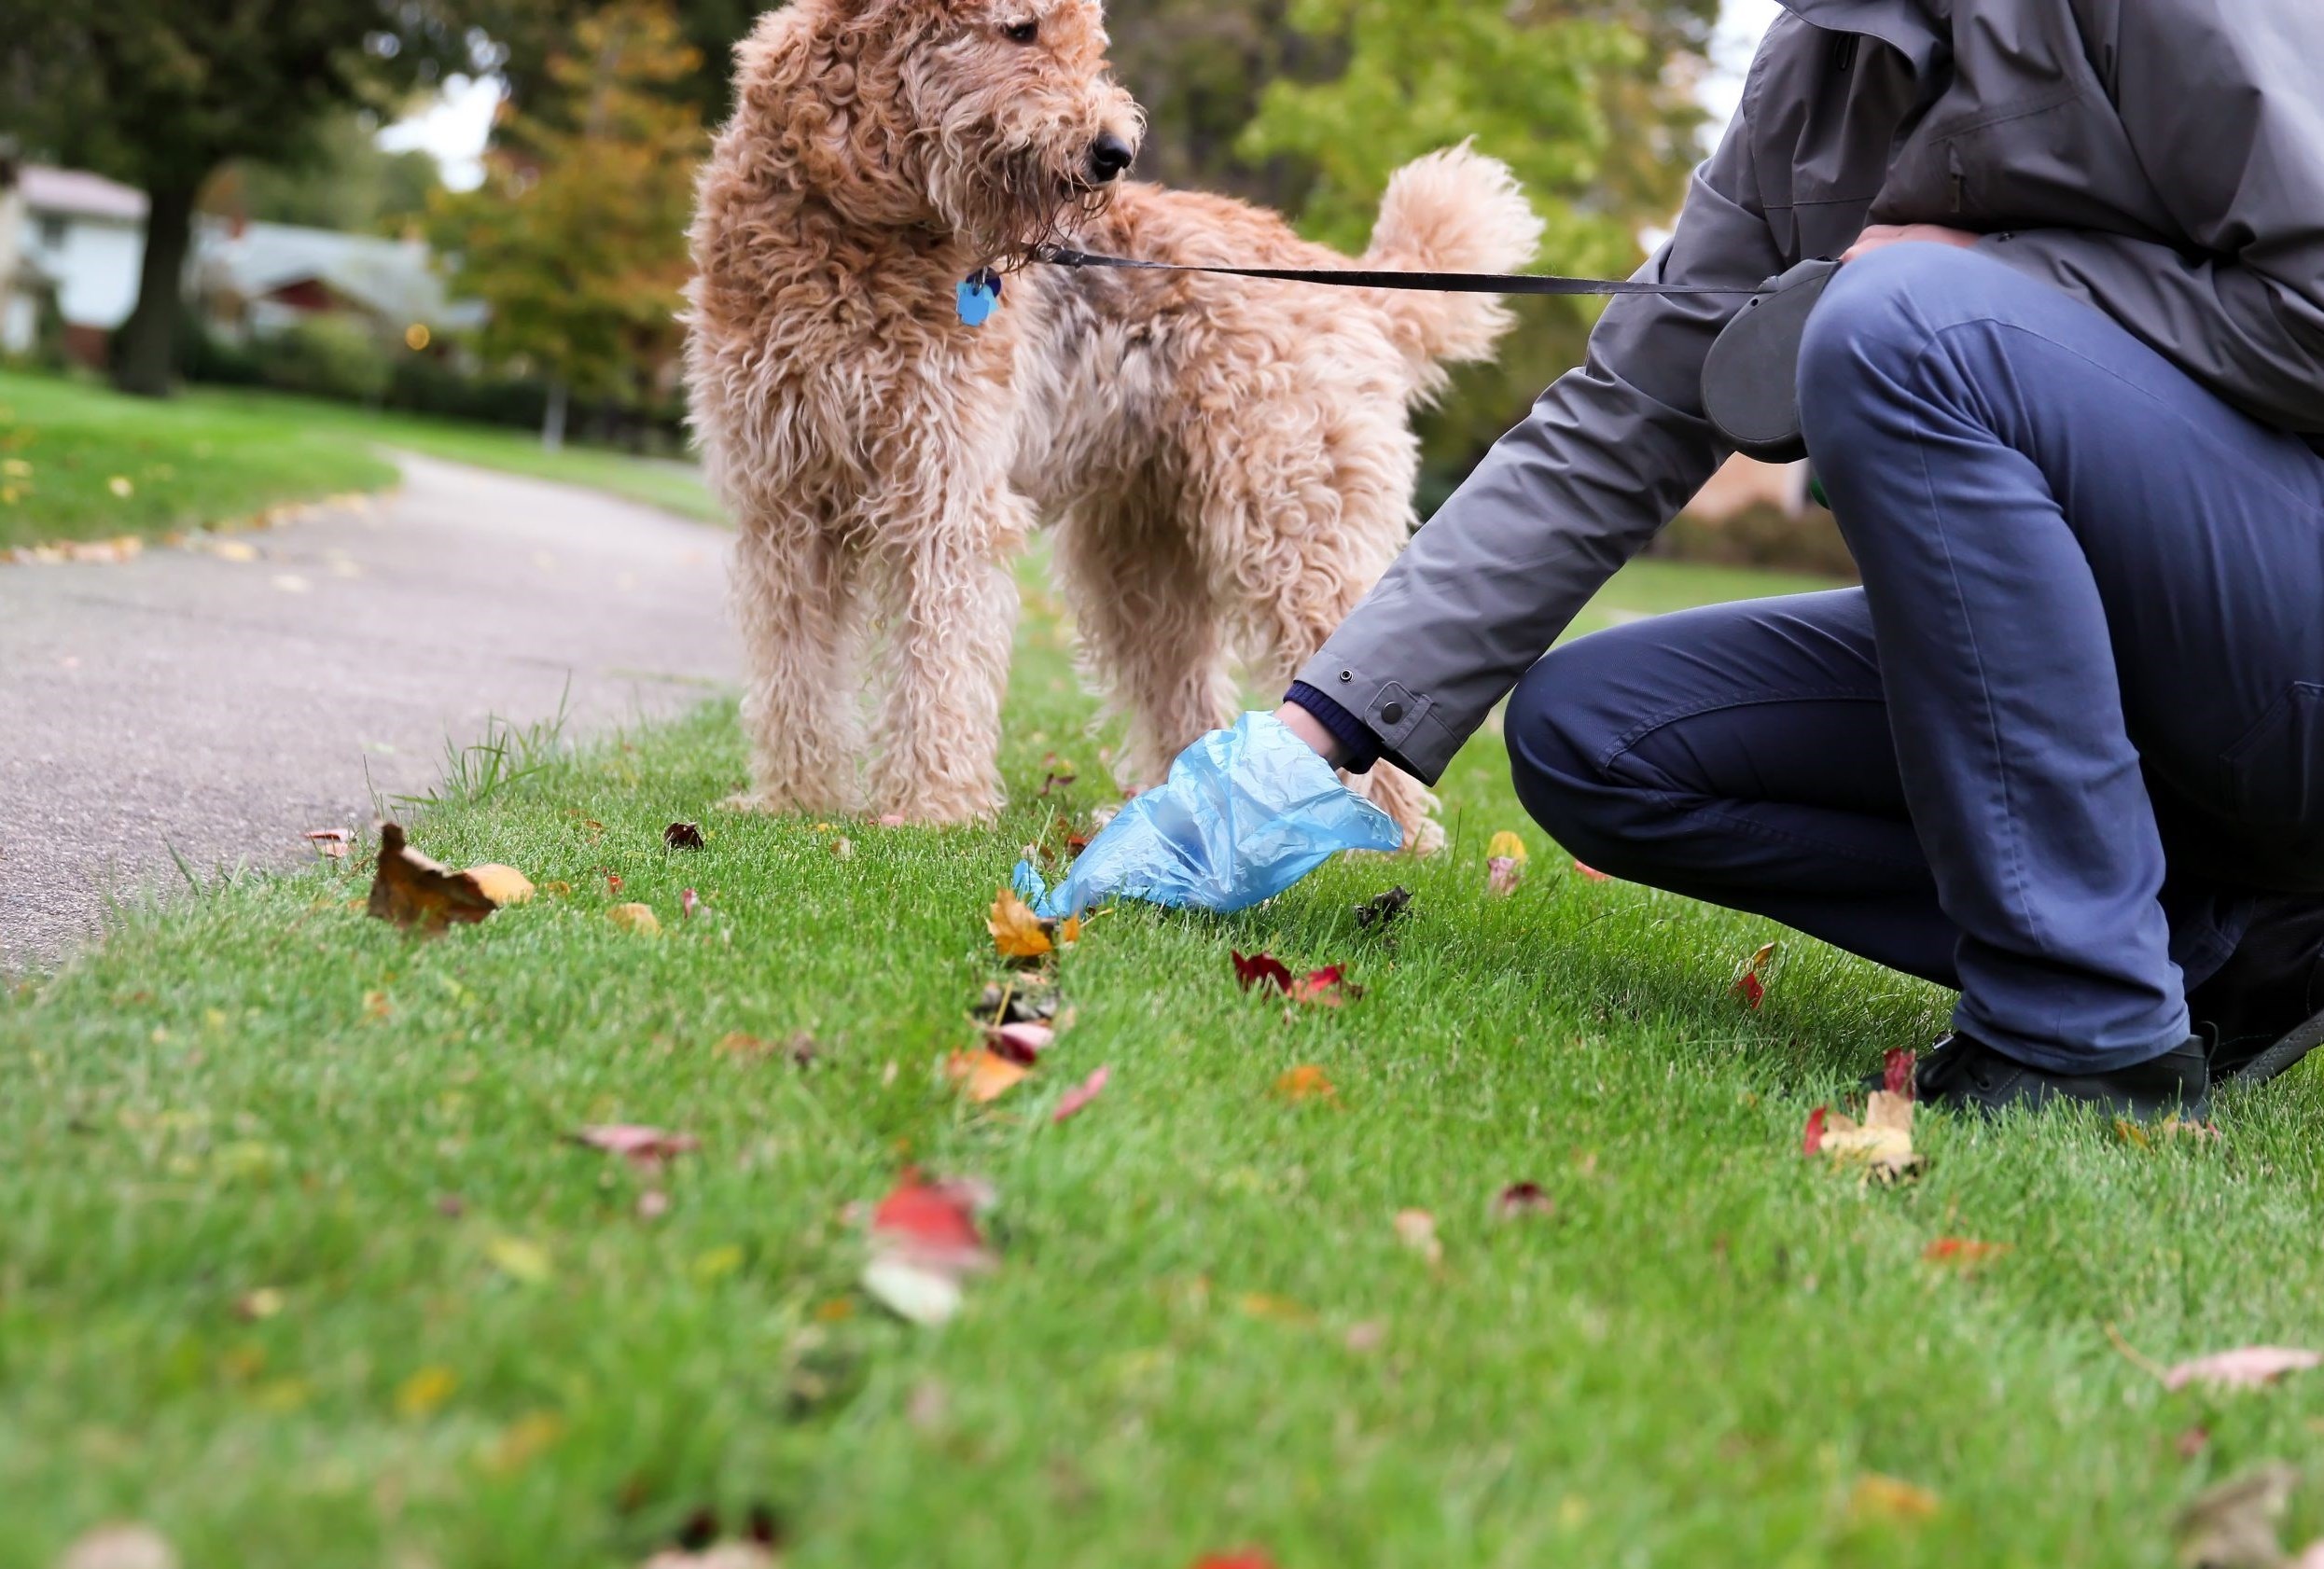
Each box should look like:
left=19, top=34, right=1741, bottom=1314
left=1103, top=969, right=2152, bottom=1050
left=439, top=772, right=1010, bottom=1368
left=1087, top=132, right=1134, bottom=184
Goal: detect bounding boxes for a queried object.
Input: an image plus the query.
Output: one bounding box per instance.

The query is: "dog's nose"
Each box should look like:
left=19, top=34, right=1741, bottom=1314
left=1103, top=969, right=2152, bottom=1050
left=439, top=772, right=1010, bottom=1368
left=1087, top=132, right=1134, bottom=184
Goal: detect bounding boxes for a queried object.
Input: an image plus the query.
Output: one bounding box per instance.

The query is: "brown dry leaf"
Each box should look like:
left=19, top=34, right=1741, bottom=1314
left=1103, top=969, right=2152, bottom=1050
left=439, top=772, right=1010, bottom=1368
left=1273, top=1064, right=1337, bottom=1104
left=1846, top=1474, right=1940, bottom=1524
left=2175, top=1462, right=2297, bottom=1569
left=607, top=902, right=661, bottom=936
left=1393, top=1208, right=1442, bottom=1266
left=1496, top=1181, right=1554, bottom=1220
left=2164, top=1346, right=2323, bottom=1393
left=465, top=863, right=536, bottom=906
left=988, top=886, right=1053, bottom=959
left=947, top=1049, right=1029, bottom=1104
left=366, top=823, right=495, bottom=931
left=1814, top=1090, right=1926, bottom=1185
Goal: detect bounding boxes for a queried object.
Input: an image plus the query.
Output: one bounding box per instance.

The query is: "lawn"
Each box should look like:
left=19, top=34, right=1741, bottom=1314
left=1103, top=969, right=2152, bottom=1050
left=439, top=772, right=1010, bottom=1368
left=8, top=558, right=2324, bottom=1569
left=0, top=370, right=717, bottom=551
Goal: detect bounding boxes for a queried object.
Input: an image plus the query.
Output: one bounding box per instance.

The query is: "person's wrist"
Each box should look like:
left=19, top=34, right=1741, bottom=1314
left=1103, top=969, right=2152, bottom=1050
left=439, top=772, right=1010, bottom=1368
left=1274, top=701, right=1347, bottom=769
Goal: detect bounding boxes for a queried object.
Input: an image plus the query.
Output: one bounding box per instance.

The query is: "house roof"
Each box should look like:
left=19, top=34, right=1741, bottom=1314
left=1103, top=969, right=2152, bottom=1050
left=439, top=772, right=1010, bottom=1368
left=193, top=220, right=487, bottom=331
left=19, top=164, right=146, bottom=223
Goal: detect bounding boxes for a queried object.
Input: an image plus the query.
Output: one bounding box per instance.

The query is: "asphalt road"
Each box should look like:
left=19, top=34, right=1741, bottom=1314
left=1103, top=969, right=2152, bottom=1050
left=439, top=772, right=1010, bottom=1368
left=0, top=453, right=738, bottom=971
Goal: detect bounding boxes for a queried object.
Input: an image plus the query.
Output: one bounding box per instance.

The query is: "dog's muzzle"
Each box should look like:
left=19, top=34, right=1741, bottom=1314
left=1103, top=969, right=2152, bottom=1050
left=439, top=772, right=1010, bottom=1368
left=1086, top=133, right=1134, bottom=184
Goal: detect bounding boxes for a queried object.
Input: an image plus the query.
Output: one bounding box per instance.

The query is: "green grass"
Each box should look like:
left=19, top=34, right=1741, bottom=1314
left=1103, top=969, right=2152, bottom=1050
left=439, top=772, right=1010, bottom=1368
left=9, top=560, right=2324, bottom=1569
left=0, top=370, right=717, bottom=549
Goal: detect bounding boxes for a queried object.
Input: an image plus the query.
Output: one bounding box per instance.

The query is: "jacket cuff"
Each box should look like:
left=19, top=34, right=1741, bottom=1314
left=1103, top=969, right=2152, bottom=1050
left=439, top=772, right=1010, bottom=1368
left=1284, top=682, right=1382, bottom=774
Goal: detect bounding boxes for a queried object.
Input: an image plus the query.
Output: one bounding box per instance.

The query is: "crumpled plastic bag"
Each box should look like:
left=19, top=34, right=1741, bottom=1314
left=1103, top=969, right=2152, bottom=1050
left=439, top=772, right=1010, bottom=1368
left=1013, top=710, right=1400, bottom=918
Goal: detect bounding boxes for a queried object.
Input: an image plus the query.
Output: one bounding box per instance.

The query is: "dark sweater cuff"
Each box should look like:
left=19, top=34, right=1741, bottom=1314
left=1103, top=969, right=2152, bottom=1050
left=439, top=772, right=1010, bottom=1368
left=1285, top=682, right=1382, bottom=774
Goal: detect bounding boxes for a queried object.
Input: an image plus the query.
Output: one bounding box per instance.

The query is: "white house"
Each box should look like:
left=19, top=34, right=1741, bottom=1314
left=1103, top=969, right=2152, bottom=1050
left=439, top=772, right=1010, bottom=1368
left=0, top=163, right=149, bottom=362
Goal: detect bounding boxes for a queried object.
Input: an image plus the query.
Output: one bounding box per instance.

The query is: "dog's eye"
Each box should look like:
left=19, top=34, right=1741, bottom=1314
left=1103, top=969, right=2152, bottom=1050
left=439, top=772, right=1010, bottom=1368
left=1002, top=18, right=1038, bottom=43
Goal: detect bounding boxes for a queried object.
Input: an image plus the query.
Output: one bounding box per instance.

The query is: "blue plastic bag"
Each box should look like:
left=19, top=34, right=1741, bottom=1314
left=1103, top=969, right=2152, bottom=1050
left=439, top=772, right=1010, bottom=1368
left=1013, top=711, right=1400, bottom=918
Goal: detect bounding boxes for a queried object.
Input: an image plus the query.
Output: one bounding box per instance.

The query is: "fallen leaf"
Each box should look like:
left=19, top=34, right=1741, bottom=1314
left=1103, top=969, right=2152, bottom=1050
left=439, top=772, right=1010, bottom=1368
left=1496, top=1181, right=1554, bottom=1220
left=397, top=1365, right=458, bottom=1418
left=947, top=1049, right=1029, bottom=1104
left=604, top=869, right=623, bottom=893
left=830, top=836, right=854, bottom=861
left=2176, top=1463, right=2297, bottom=1569
left=1487, top=855, right=1524, bottom=896
left=1057, top=913, right=1082, bottom=944
left=1486, top=830, right=1529, bottom=864
left=607, top=902, right=661, bottom=936
left=107, top=475, right=134, bottom=498
left=304, top=827, right=351, bottom=860
left=1393, top=1208, right=1442, bottom=1266
left=665, top=821, right=705, bottom=851
left=465, top=863, right=536, bottom=906
left=1190, top=1554, right=1278, bottom=1569
left=1733, top=941, right=1779, bottom=1008
left=571, top=1124, right=701, bottom=1169
left=1356, top=885, right=1413, bottom=929
left=691, top=1244, right=744, bottom=1284
left=1572, top=860, right=1611, bottom=882
left=1273, top=1064, right=1336, bottom=1103
left=1813, top=1091, right=1925, bottom=1185
left=1922, top=1237, right=2012, bottom=1270
left=680, top=888, right=699, bottom=921
left=984, top=1021, right=1054, bottom=1064
left=1884, top=1047, right=1917, bottom=1098
left=1052, top=1065, right=1110, bottom=1123
left=235, top=1286, right=285, bottom=1321
left=1847, top=1473, right=1940, bottom=1524
left=55, top=1524, right=178, bottom=1569
left=1232, top=950, right=1295, bottom=993
left=367, top=823, right=495, bottom=931
left=1287, top=965, right=1357, bottom=1006
left=636, top=1189, right=671, bottom=1220
left=863, top=1171, right=995, bottom=1326
left=639, top=1545, right=777, bottom=1569
left=485, top=1236, right=553, bottom=1284
left=1802, top=1105, right=1828, bottom=1157
left=2164, top=1347, right=2323, bottom=1394
left=861, top=1256, right=964, bottom=1326
left=988, top=886, right=1053, bottom=960
left=1235, top=1293, right=1314, bottom=1326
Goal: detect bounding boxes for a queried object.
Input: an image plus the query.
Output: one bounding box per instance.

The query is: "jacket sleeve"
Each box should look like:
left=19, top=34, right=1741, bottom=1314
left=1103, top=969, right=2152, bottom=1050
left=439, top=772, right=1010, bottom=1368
left=1291, top=103, right=1786, bottom=785
left=1975, top=0, right=2324, bottom=438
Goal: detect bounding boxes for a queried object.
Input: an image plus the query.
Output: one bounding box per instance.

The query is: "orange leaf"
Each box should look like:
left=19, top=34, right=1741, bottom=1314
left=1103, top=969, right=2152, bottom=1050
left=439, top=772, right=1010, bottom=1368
left=1273, top=1064, right=1336, bottom=1103
left=947, top=1049, right=1029, bottom=1104
left=1922, top=1237, right=2011, bottom=1269
left=988, top=887, right=1053, bottom=959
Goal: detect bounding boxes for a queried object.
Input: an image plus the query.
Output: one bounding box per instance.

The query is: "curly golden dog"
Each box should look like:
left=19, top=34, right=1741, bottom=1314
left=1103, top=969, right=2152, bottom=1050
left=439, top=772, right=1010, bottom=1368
left=685, top=0, right=1538, bottom=846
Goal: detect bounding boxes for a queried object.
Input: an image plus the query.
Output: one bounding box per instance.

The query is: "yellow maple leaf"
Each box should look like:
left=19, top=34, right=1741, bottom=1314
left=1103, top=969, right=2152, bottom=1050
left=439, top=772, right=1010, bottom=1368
left=987, top=887, right=1052, bottom=959
left=1486, top=830, right=1529, bottom=863
left=1815, top=1090, right=1926, bottom=1185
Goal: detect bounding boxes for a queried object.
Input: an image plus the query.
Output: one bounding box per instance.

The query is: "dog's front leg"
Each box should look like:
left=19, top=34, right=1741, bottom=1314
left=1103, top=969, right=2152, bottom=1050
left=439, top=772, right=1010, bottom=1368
left=863, top=473, right=1031, bottom=826
left=729, top=516, right=864, bottom=815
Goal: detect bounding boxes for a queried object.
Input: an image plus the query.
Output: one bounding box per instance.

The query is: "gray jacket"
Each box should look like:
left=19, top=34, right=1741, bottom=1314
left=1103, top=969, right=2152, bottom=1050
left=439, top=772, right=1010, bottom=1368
left=1299, top=0, right=2324, bottom=784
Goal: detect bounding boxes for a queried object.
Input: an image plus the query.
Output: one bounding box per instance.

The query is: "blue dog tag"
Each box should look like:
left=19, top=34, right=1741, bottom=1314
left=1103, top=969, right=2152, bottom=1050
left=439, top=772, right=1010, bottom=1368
left=955, top=270, right=1001, bottom=327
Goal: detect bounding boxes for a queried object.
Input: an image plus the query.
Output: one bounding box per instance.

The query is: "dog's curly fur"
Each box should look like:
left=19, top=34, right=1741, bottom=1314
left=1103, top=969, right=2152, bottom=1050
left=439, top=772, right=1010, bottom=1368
left=685, top=0, right=1540, bottom=845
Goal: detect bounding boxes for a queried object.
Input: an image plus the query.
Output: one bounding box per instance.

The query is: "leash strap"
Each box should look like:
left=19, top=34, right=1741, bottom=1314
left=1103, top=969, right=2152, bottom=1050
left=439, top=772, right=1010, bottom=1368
left=1035, top=245, right=1764, bottom=298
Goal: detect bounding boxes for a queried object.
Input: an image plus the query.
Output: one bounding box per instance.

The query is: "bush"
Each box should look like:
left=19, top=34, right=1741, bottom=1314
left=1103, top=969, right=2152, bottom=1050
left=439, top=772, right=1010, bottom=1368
left=260, top=315, right=395, bottom=405
left=1653, top=503, right=1859, bottom=579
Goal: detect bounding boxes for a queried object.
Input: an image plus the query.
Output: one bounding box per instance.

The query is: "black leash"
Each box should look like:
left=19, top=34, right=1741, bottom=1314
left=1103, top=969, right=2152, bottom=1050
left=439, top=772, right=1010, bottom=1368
left=1032, top=244, right=1766, bottom=299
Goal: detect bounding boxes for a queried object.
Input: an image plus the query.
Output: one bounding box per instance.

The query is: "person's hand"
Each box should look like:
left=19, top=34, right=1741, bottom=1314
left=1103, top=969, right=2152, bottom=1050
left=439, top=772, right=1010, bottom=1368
left=1013, top=712, right=1399, bottom=918
left=1273, top=701, right=1347, bottom=767
left=1844, top=223, right=1981, bottom=261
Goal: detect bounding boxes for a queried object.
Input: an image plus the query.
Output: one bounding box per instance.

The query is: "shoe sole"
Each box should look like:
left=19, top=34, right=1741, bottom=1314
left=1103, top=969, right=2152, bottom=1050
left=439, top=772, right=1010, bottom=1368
left=2221, top=1003, right=2324, bottom=1088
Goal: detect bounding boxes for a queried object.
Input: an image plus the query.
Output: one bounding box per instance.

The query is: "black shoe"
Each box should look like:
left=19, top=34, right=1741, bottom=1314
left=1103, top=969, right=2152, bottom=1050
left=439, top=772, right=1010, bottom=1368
left=1871, top=1033, right=2209, bottom=1121
left=2187, top=895, right=2324, bottom=1085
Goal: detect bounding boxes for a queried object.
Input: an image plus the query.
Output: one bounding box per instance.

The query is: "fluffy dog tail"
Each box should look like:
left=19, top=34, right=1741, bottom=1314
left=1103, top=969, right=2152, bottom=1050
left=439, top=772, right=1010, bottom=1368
left=1360, top=144, right=1543, bottom=384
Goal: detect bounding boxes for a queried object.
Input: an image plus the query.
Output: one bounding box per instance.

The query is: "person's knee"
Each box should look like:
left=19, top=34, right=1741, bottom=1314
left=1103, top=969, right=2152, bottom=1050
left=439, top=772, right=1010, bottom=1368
left=1505, top=639, right=1638, bottom=866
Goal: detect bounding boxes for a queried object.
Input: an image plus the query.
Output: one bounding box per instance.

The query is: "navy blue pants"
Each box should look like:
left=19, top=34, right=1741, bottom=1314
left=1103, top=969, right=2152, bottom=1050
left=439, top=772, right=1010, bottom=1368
left=1508, top=243, right=2324, bottom=1072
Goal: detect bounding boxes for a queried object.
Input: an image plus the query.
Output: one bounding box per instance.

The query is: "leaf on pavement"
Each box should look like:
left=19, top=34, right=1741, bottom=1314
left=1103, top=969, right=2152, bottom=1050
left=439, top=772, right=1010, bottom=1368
left=571, top=1124, right=701, bottom=1170
left=2164, top=1346, right=2323, bottom=1394
left=664, top=821, right=705, bottom=851
left=1813, top=1091, right=1925, bottom=1185
left=466, top=864, right=536, bottom=906
left=1052, top=1065, right=1109, bottom=1124
left=607, top=902, right=661, bottom=936
left=1732, top=941, right=1779, bottom=1008
left=367, top=823, right=495, bottom=931
left=947, top=1049, right=1029, bottom=1104
left=989, top=887, right=1053, bottom=960
left=2175, top=1463, right=2298, bottom=1569
left=1273, top=1064, right=1336, bottom=1104
left=1232, top=950, right=1295, bottom=993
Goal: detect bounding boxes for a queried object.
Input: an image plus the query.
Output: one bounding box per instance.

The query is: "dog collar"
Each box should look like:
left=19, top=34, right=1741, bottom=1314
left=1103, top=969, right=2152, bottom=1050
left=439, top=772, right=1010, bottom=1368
left=956, top=269, right=1004, bottom=326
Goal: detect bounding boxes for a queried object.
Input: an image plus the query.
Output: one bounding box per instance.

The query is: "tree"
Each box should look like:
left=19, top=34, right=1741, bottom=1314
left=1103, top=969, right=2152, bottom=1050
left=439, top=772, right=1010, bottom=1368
left=1239, top=0, right=1719, bottom=502
left=431, top=2, right=706, bottom=449
left=0, top=0, right=573, bottom=396
left=202, top=112, right=445, bottom=236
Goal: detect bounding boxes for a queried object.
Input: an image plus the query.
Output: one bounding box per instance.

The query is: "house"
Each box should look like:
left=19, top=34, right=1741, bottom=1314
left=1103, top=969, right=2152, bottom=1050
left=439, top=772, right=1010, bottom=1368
left=1686, top=453, right=1816, bottom=522
left=0, top=160, right=479, bottom=366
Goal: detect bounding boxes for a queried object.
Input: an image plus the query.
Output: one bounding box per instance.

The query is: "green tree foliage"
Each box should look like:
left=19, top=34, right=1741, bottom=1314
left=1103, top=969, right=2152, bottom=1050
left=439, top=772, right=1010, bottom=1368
left=1240, top=0, right=1719, bottom=501
left=202, top=112, right=445, bottom=236
left=431, top=1, right=706, bottom=447
left=0, top=0, right=578, bottom=396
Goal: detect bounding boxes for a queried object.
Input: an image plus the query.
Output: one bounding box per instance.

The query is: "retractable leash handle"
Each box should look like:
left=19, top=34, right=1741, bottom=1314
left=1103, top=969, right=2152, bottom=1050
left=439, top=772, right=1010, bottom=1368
left=1698, top=256, right=1843, bottom=465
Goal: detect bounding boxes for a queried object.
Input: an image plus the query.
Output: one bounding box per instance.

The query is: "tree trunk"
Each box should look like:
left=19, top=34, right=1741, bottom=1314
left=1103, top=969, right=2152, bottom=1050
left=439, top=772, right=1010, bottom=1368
left=112, top=175, right=202, bottom=399
left=541, top=378, right=568, bottom=451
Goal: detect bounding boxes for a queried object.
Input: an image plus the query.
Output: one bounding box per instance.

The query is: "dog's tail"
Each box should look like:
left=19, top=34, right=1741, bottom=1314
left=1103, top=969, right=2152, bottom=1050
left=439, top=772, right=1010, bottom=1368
left=1360, top=144, right=1543, bottom=387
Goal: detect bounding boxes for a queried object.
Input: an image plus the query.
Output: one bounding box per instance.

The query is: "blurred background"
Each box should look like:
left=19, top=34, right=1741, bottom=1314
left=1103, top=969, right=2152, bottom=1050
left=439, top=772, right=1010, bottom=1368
left=0, top=0, right=1835, bottom=572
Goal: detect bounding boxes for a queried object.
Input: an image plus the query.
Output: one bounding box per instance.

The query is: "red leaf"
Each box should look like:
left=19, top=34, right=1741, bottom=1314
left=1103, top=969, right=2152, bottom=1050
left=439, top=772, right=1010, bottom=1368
left=1884, top=1048, right=1917, bottom=1099
left=1734, top=970, right=1766, bottom=1008
left=1802, top=1105, right=1828, bottom=1157
left=1496, top=1180, right=1554, bottom=1219
left=1232, top=950, right=1295, bottom=994
left=1922, top=1237, right=2011, bottom=1268
left=1052, top=1065, right=1110, bottom=1124
left=1191, top=1553, right=1277, bottom=1569
left=1571, top=860, right=1611, bottom=882
left=871, top=1173, right=987, bottom=1260
left=1287, top=965, right=1357, bottom=1007
left=984, top=1021, right=1054, bottom=1064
